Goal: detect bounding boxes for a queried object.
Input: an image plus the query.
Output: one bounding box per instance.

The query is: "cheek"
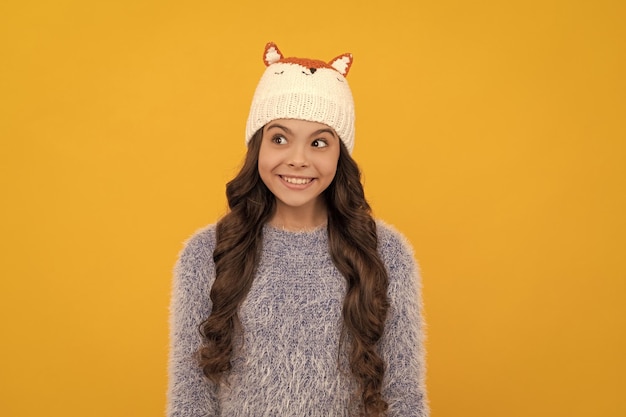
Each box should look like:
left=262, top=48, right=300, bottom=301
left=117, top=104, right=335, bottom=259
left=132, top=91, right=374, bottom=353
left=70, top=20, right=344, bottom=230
left=257, top=158, right=272, bottom=181
left=257, top=146, right=275, bottom=174
left=319, top=155, right=340, bottom=179
left=257, top=150, right=285, bottom=190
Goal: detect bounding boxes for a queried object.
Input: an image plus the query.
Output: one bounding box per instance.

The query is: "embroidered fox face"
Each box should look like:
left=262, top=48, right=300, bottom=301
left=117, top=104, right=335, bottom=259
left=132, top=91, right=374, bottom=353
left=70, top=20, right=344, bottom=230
left=263, top=42, right=353, bottom=78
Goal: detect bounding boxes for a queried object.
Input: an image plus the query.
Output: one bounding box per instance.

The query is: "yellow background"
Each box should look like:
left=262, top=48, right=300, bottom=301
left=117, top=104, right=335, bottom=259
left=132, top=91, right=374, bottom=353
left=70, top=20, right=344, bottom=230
left=1, top=0, right=624, bottom=416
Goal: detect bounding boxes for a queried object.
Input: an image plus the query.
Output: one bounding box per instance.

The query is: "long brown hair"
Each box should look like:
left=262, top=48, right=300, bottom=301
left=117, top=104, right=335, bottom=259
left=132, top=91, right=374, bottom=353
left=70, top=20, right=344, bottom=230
left=198, top=129, right=390, bottom=416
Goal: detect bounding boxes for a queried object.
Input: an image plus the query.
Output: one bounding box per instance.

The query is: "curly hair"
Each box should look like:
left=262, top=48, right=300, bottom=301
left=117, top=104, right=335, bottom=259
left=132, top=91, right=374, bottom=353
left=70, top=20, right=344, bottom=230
left=198, top=129, right=390, bottom=416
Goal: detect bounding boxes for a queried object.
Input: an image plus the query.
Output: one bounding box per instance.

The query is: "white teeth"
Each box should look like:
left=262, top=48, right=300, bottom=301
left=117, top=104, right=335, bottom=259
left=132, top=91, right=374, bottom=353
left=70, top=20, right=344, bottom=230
left=282, top=176, right=312, bottom=185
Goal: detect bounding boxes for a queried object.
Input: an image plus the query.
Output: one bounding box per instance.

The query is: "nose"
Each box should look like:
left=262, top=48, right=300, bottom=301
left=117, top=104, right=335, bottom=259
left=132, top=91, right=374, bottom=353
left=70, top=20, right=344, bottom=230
left=309, top=68, right=317, bottom=74
left=287, top=144, right=309, bottom=168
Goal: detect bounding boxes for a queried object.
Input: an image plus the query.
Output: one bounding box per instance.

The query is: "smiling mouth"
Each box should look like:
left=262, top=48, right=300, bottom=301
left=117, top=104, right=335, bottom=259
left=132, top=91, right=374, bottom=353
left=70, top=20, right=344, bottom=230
left=280, top=175, right=314, bottom=185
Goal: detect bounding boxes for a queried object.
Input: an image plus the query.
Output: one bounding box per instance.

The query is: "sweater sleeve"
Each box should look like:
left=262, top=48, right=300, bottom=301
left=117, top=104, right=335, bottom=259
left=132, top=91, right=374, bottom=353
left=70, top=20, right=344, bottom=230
left=377, top=222, right=429, bottom=417
left=167, top=226, right=219, bottom=417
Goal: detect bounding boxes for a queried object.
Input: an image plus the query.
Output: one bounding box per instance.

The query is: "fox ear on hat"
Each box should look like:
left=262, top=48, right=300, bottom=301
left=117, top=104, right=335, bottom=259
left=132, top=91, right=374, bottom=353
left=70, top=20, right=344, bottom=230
left=330, top=53, right=353, bottom=76
left=263, top=42, right=284, bottom=66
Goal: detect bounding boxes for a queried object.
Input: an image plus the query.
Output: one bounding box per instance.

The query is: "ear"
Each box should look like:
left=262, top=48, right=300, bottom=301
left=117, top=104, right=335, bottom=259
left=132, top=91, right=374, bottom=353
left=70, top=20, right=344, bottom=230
left=329, top=53, right=353, bottom=76
left=263, top=42, right=284, bottom=66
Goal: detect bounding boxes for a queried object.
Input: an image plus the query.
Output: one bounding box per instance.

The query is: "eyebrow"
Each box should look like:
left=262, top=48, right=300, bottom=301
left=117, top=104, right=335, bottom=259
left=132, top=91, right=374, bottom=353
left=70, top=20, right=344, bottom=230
left=266, top=123, right=293, bottom=134
left=265, top=123, right=337, bottom=139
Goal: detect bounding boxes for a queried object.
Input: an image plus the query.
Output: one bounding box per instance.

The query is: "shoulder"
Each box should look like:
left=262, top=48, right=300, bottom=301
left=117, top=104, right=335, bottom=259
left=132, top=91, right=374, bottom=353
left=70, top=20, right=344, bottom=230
left=180, top=223, right=217, bottom=254
left=375, top=219, right=417, bottom=269
left=174, top=223, right=217, bottom=276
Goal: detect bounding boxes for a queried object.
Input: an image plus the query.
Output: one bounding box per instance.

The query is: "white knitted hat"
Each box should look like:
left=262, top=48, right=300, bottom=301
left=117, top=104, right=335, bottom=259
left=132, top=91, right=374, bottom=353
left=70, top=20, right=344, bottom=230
left=245, top=42, right=355, bottom=153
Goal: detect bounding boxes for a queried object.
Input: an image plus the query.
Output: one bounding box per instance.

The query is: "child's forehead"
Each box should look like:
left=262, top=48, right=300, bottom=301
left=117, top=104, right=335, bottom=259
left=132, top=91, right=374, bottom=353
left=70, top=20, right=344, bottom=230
left=277, top=57, right=335, bottom=71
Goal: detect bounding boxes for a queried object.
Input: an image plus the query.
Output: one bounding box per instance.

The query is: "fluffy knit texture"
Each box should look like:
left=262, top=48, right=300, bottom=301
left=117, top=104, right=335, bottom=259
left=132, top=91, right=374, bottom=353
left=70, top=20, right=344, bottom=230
left=167, top=221, right=428, bottom=417
left=245, top=42, right=356, bottom=153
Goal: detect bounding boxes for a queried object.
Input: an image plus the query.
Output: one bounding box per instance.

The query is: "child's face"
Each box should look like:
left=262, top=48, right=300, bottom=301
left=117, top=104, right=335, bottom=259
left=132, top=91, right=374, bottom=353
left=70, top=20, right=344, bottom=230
left=259, top=118, right=341, bottom=216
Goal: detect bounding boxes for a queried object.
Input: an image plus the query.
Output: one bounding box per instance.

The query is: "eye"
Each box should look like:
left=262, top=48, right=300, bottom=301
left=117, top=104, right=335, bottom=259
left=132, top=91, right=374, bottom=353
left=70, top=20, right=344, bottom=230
left=271, top=135, right=287, bottom=145
left=312, top=139, right=329, bottom=148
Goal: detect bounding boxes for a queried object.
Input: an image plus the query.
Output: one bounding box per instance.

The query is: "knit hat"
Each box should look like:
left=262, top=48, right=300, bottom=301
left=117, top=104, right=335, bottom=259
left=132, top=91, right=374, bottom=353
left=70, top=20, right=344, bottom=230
left=245, top=42, right=355, bottom=153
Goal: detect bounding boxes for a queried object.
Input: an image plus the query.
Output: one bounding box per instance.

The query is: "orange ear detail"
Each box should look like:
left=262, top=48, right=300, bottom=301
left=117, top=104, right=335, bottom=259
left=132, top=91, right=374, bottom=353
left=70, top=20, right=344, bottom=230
left=263, top=42, right=284, bottom=66
left=329, top=53, right=353, bottom=77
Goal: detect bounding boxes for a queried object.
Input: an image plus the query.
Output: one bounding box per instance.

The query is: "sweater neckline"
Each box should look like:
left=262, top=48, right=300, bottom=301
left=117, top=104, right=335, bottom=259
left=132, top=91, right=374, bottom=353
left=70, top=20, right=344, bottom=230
left=263, top=222, right=328, bottom=236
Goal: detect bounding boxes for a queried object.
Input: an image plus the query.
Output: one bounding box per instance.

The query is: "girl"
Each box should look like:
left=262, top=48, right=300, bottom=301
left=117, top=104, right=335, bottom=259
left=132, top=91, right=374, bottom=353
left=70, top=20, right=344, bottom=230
left=167, top=42, right=428, bottom=417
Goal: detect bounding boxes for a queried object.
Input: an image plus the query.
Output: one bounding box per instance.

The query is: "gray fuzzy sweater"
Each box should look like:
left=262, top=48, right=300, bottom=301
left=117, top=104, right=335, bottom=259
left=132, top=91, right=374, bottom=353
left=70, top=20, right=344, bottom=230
left=167, top=221, right=428, bottom=416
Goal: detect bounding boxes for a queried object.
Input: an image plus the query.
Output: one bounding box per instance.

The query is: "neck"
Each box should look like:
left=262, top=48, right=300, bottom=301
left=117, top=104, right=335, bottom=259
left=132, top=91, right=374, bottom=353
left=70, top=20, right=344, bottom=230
left=270, top=199, right=328, bottom=231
